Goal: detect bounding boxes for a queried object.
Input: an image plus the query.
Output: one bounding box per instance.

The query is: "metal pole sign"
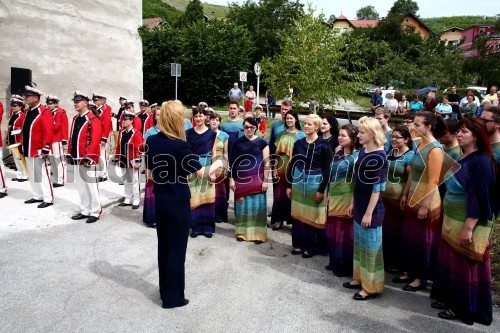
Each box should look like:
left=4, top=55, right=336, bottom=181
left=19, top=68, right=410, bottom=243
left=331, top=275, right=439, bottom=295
left=254, top=63, right=261, bottom=107
left=240, top=72, right=247, bottom=104
left=171, top=63, right=181, bottom=100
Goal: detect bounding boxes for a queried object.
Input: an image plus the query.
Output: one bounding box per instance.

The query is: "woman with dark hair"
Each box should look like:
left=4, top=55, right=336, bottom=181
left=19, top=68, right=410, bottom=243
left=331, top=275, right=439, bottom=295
left=396, top=112, right=448, bottom=292
left=271, top=110, right=305, bottom=230
left=381, top=126, right=414, bottom=274
left=319, top=114, right=339, bottom=151
left=230, top=117, right=270, bottom=243
left=142, top=106, right=161, bottom=228
left=286, top=115, right=333, bottom=258
left=430, top=118, right=496, bottom=326
left=209, top=113, right=229, bottom=223
left=186, top=108, right=217, bottom=238
left=325, top=124, right=360, bottom=277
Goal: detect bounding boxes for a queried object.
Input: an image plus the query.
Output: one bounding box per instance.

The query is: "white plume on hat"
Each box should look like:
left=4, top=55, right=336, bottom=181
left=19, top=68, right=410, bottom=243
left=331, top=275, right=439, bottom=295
left=24, top=85, right=44, bottom=96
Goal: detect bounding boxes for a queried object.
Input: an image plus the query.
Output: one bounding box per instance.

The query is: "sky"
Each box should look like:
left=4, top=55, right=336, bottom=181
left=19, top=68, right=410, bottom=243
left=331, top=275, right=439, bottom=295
left=204, top=0, right=498, bottom=19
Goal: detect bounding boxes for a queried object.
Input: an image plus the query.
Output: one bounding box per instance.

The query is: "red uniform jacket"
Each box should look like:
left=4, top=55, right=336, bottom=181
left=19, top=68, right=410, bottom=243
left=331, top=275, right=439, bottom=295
left=119, top=113, right=142, bottom=132
left=115, top=127, right=142, bottom=168
left=139, top=112, right=154, bottom=135
left=7, top=111, right=26, bottom=146
left=22, top=104, right=53, bottom=157
left=52, top=107, right=69, bottom=144
left=258, top=116, right=266, bottom=134
left=67, top=111, right=103, bottom=165
left=100, top=107, right=113, bottom=142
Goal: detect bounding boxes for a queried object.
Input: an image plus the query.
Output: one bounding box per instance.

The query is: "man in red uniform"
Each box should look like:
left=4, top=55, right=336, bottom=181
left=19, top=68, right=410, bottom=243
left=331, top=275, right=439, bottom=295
left=119, top=100, right=142, bottom=132
left=22, top=85, right=54, bottom=208
left=93, top=93, right=112, bottom=182
left=46, top=95, right=68, bottom=187
left=7, top=97, right=27, bottom=182
left=66, top=91, right=102, bottom=223
left=115, top=113, right=142, bottom=209
left=137, top=100, right=153, bottom=135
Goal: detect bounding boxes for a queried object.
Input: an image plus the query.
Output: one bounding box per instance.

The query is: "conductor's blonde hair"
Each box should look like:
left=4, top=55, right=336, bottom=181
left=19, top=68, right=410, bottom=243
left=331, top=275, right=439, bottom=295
left=306, top=114, right=322, bottom=130
left=358, top=116, right=387, bottom=148
left=157, top=100, right=186, bottom=141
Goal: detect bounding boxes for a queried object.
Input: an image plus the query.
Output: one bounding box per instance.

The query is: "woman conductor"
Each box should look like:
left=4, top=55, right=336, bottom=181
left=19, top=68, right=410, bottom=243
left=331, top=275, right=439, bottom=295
left=145, top=100, right=223, bottom=309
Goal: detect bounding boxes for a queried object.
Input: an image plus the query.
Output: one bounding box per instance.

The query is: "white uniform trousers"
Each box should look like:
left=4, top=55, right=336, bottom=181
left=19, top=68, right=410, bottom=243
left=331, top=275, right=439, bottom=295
left=50, top=141, right=65, bottom=185
left=122, top=167, right=140, bottom=205
left=0, top=150, right=7, bottom=194
left=97, top=143, right=108, bottom=178
left=75, top=164, right=101, bottom=217
left=25, top=156, right=54, bottom=203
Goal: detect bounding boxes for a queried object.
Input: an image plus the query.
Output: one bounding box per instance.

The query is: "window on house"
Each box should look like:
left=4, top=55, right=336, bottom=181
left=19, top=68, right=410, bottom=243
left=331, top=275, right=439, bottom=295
left=342, top=27, right=348, bottom=33
left=405, top=18, right=410, bottom=23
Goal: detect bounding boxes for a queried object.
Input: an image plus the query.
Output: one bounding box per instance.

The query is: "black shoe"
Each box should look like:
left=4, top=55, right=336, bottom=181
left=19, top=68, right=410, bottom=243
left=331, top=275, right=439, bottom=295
left=392, top=277, right=411, bottom=284
left=190, top=233, right=198, bottom=238
left=343, top=282, right=362, bottom=289
left=52, top=183, right=64, bottom=188
left=141, top=170, right=145, bottom=174
left=17, top=179, right=28, bottom=182
left=132, top=205, right=139, bottom=210
left=431, top=302, right=447, bottom=310
left=254, top=240, right=263, bottom=244
left=99, top=177, right=107, bottom=182
left=86, top=216, right=99, bottom=224
left=204, top=233, right=213, bottom=238
left=290, top=249, right=302, bottom=255
left=25, top=198, right=43, bottom=204
left=301, top=252, right=313, bottom=258
left=37, top=202, right=53, bottom=208
left=162, top=299, right=189, bottom=309
left=11, top=178, right=18, bottom=181
left=353, top=292, right=378, bottom=301
left=118, top=203, right=132, bottom=207
left=0, top=193, right=7, bottom=198
left=71, top=213, right=89, bottom=220
left=403, top=283, right=427, bottom=292
left=145, top=223, right=156, bottom=228
left=236, top=237, right=244, bottom=242
left=325, top=264, right=334, bottom=271
left=118, top=182, right=124, bottom=185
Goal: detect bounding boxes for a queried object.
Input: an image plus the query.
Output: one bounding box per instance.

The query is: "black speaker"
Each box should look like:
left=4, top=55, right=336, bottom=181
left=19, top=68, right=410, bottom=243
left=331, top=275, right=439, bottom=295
left=11, top=67, right=32, bottom=95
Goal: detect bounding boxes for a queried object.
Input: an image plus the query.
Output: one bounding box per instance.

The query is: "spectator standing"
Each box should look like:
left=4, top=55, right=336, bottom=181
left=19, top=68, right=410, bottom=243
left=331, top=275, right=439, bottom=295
left=483, top=85, right=498, bottom=104
left=370, top=88, right=383, bottom=112
left=409, top=95, right=424, bottom=113
left=244, top=85, right=256, bottom=111
left=228, top=82, right=242, bottom=102
left=461, top=93, right=478, bottom=118
left=384, top=91, right=399, bottom=114
left=447, top=85, right=461, bottom=119
left=434, top=97, right=453, bottom=119
left=265, top=89, right=276, bottom=118
left=424, top=92, right=438, bottom=111
left=397, top=94, right=410, bottom=115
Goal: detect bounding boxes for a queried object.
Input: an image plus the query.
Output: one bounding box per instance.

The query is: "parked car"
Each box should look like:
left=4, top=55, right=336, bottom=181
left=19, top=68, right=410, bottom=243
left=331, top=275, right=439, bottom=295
left=467, top=86, right=487, bottom=99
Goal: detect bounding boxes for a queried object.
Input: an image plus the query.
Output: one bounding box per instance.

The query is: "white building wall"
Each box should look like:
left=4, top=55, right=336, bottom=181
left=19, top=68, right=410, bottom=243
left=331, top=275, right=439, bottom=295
left=0, top=0, right=143, bottom=120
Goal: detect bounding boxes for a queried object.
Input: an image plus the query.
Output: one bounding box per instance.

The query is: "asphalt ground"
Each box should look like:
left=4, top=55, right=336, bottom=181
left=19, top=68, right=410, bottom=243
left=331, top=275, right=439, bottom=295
left=1, top=194, right=498, bottom=333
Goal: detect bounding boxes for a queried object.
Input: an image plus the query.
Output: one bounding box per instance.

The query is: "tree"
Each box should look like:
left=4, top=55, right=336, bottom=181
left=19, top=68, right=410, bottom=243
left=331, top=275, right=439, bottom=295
left=328, top=14, right=337, bottom=23
left=388, top=0, right=419, bottom=17
left=260, top=7, right=372, bottom=107
left=226, top=0, right=305, bottom=64
left=356, top=6, right=379, bottom=20
left=179, top=0, right=205, bottom=26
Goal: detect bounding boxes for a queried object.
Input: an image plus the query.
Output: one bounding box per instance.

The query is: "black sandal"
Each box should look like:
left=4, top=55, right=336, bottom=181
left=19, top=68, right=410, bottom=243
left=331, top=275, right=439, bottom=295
left=431, top=302, right=446, bottom=310
left=353, top=292, right=377, bottom=301
left=272, top=222, right=283, bottom=230
left=438, top=310, right=457, bottom=320
left=342, top=282, right=362, bottom=289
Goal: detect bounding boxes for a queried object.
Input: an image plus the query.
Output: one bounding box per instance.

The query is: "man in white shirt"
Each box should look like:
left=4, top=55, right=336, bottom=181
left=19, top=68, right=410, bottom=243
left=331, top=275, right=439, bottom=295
left=384, top=91, right=399, bottom=114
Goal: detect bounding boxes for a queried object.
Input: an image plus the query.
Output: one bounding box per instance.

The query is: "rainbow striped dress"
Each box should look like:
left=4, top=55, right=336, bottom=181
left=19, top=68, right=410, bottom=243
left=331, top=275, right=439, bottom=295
left=213, top=130, right=229, bottom=223
left=402, top=141, right=443, bottom=282
left=287, top=137, right=333, bottom=255
left=230, top=136, right=268, bottom=242
left=352, top=148, right=388, bottom=294
left=381, top=149, right=414, bottom=271
left=326, top=149, right=359, bottom=277
left=271, top=130, right=306, bottom=224
left=186, top=128, right=217, bottom=236
left=431, top=151, right=496, bottom=325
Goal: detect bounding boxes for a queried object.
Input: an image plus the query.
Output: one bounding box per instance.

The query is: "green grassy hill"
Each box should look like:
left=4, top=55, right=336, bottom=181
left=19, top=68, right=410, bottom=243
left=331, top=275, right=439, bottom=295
left=421, top=15, right=498, bottom=33
left=143, top=0, right=181, bottom=23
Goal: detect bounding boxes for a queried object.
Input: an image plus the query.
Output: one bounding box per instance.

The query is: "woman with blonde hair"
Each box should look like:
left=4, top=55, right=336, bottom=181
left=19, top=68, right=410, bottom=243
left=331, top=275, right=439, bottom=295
left=343, top=117, right=388, bottom=301
left=145, top=100, right=222, bottom=309
left=286, top=114, right=333, bottom=258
